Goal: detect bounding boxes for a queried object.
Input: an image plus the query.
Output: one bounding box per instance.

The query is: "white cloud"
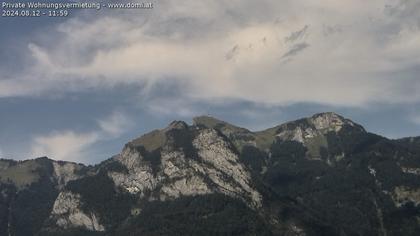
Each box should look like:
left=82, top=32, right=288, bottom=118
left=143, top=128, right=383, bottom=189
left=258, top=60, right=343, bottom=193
left=31, top=131, right=99, bottom=163
left=145, top=97, right=205, bottom=117
left=98, top=111, right=133, bottom=137
left=1, top=0, right=420, bottom=108
left=30, top=112, right=132, bottom=162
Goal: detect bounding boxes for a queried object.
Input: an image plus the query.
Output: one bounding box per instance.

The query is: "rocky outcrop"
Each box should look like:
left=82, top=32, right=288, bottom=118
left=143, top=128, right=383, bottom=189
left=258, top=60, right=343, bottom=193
left=52, top=162, right=85, bottom=189
left=109, top=123, right=262, bottom=208
left=272, top=112, right=366, bottom=160
left=192, top=128, right=261, bottom=207
left=49, top=191, right=105, bottom=231
left=108, top=146, right=159, bottom=197
left=276, top=113, right=363, bottom=142
left=401, top=167, right=420, bottom=175
left=392, top=186, right=420, bottom=207
left=311, top=112, right=361, bottom=132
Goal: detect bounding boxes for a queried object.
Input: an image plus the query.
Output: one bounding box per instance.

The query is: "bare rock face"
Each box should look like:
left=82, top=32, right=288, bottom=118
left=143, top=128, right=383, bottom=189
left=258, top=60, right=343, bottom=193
left=276, top=125, right=317, bottom=144
left=274, top=112, right=365, bottom=160
left=310, top=112, right=359, bottom=132
left=50, top=191, right=105, bottom=231
left=109, top=146, right=159, bottom=197
left=52, top=162, right=85, bottom=189
left=5, top=113, right=420, bottom=236
left=276, top=112, right=363, bottom=143
left=106, top=113, right=362, bottom=214
left=108, top=123, right=262, bottom=208
left=392, top=186, right=420, bottom=207
left=401, top=167, right=420, bottom=175
left=192, top=129, right=262, bottom=207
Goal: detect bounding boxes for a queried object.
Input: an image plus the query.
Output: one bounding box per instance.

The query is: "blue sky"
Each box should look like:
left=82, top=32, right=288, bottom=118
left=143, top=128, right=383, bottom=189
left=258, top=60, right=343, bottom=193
left=1, top=0, right=420, bottom=164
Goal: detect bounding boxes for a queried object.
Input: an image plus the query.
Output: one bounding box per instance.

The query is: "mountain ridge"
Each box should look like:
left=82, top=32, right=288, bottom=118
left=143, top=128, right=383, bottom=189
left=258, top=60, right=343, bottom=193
left=1, top=112, right=420, bottom=236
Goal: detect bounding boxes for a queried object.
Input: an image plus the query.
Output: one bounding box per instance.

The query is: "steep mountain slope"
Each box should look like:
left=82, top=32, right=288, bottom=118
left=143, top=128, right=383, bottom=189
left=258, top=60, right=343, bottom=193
left=1, top=112, right=420, bottom=235
left=0, top=158, right=87, bottom=236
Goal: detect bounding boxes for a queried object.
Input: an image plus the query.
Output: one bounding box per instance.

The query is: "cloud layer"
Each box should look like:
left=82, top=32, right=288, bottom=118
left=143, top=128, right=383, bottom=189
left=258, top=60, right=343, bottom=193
left=2, top=1, right=419, bottom=163
left=1, top=0, right=420, bottom=108
left=30, top=111, right=132, bottom=162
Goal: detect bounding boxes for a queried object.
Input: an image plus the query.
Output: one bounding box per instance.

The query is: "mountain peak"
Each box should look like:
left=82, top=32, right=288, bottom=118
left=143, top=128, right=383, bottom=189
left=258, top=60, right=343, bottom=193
left=311, top=112, right=343, bottom=119
left=193, top=115, right=250, bottom=132
left=127, top=121, right=189, bottom=152
left=166, top=120, right=189, bottom=131
left=193, top=115, right=228, bottom=127
left=308, top=112, right=363, bottom=132
left=5, top=112, right=420, bottom=235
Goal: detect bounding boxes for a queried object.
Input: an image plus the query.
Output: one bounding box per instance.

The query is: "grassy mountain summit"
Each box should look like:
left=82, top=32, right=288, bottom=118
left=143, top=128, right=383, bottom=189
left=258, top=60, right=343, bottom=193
left=1, top=112, right=420, bottom=236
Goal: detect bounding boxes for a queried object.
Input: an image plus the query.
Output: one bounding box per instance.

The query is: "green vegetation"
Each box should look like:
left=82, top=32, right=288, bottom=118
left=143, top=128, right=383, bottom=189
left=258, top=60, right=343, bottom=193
left=304, top=134, right=328, bottom=158
left=136, top=146, right=162, bottom=175
left=194, top=116, right=256, bottom=151
left=96, top=159, right=129, bottom=174
left=240, top=145, right=267, bottom=172
left=165, top=127, right=200, bottom=160
left=254, top=127, right=278, bottom=151
left=115, top=194, right=275, bottom=236
left=66, top=171, right=135, bottom=229
left=193, top=116, right=250, bottom=134
left=0, top=160, right=41, bottom=188
left=3, top=115, right=420, bottom=235
left=10, top=173, right=58, bottom=236
left=130, top=130, right=167, bottom=152
left=39, top=228, right=105, bottom=236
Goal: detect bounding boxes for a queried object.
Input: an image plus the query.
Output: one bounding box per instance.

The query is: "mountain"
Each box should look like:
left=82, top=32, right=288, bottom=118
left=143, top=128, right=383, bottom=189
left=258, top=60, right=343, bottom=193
left=1, top=112, right=420, bottom=235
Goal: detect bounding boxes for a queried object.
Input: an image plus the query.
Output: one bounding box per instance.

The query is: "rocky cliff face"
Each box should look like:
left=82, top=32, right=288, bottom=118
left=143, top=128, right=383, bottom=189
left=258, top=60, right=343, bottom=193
left=0, top=158, right=86, bottom=236
left=49, top=191, right=105, bottom=231
left=1, top=112, right=420, bottom=236
left=109, top=121, right=261, bottom=207
left=52, top=162, right=86, bottom=189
